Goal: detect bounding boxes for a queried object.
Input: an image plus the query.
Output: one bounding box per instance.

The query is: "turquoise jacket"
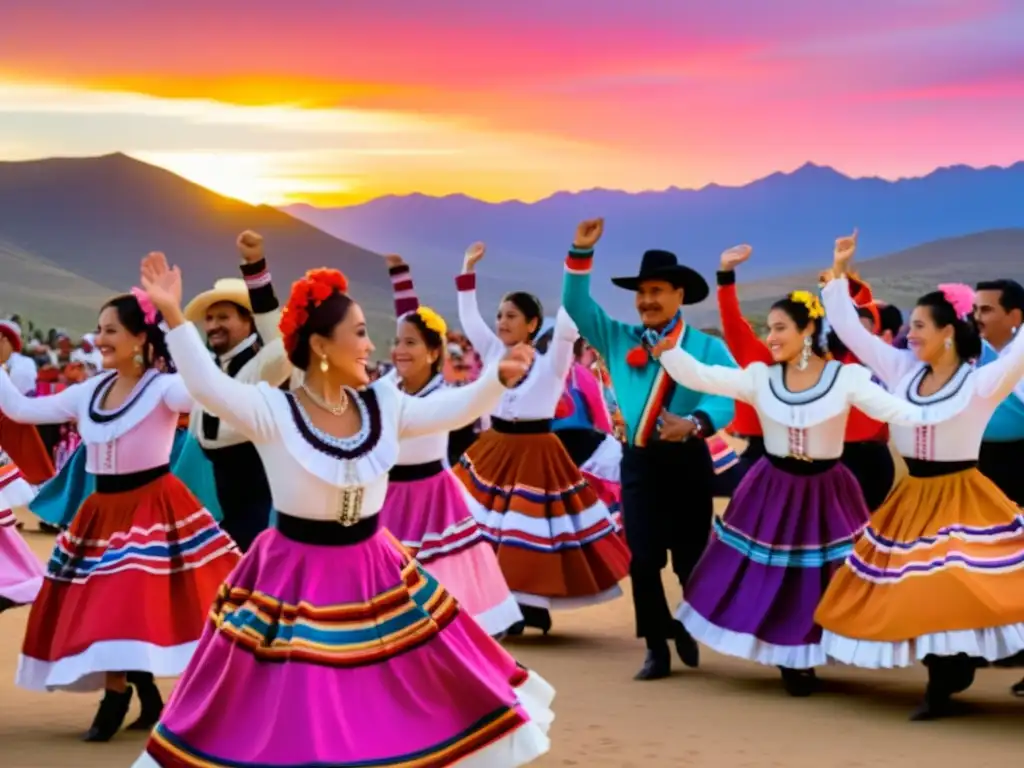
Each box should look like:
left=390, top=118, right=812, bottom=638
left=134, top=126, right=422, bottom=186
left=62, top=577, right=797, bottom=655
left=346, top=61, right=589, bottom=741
left=978, top=339, right=1024, bottom=442
left=561, top=246, right=736, bottom=446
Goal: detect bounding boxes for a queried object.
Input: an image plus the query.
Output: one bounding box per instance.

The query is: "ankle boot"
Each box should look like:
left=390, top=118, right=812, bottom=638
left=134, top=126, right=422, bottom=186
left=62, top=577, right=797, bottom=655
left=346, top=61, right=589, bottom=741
left=779, top=667, right=819, bottom=697
left=126, top=671, right=164, bottom=730
left=519, top=605, right=552, bottom=635
left=82, top=687, right=133, bottom=742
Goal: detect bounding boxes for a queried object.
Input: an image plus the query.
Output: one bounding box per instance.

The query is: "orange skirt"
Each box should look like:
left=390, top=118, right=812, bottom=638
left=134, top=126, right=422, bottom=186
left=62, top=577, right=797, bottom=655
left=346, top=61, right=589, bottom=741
left=453, top=428, right=630, bottom=609
left=815, top=466, right=1024, bottom=668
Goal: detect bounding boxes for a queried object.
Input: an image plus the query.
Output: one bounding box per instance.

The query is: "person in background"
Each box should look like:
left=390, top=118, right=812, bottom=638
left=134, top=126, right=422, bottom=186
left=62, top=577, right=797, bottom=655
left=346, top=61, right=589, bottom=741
left=0, top=319, right=38, bottom=395
left=72, top=333, right=104, bottom=370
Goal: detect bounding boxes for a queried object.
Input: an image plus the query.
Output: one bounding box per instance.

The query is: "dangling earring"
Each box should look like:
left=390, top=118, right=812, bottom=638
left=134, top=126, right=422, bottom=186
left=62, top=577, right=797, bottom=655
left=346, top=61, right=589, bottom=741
left=796, top=336, right=812, bottom=371
left=320, top=354, right=329, bottom=373
left=132, top=346, right=144, bottom=370
left=944, top=338, right=953, bottom=350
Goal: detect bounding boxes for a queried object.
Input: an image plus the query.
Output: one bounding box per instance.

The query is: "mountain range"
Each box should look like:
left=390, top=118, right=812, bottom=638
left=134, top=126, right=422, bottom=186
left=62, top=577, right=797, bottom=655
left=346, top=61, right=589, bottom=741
left=0, top=153, right=393, bottom=340
left=285, top=162, right=1024, bottom=326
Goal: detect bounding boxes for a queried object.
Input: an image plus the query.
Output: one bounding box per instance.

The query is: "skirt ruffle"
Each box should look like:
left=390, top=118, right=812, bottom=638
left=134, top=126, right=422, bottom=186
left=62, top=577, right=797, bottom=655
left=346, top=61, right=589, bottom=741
left=455, top=429, right=630, bottom=610
left=0, top=464, right=38, bottom=512
left=133, top=526, right=554, bottom=768
left=16, top=473, right=239, bottom=691
left=678, top=457, right=869, bottom=669
left=380, top=468, right=521, bottom=635
left=0, top=508, right=44, bottom=610
left=815, top=467, right=1024, bottom=668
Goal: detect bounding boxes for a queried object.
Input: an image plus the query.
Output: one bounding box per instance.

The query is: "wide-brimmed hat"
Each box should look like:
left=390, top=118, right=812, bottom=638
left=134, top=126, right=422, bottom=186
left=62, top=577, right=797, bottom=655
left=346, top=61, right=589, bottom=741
left=184, top=279, right=252, bottom=324
left=611, top=250, right=710, bottom=305
left=0, top=319, right=23, bottom=352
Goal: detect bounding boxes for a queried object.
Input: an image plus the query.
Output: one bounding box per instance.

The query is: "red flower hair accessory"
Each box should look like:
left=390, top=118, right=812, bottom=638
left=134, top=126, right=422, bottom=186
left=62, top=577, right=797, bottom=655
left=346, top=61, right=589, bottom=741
left=279, top=269, right=349, bottom=354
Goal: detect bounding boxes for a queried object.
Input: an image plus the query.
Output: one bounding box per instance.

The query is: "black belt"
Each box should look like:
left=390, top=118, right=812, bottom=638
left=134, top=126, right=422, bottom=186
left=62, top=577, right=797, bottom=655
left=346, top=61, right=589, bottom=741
left=904, top=459, right=977, bottom=478
left=275, top=512, right=379, bottom=545
left=388, top=460, right=444, bottom=482
left=766, top=454, right=839, bottom=476
left=94, top=465, right=170, bottom=494
left=491, top=417, right=551, bottom=435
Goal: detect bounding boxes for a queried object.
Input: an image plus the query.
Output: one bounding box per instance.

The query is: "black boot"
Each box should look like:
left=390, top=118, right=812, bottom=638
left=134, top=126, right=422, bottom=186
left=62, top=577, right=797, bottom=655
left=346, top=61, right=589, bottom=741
left=779, top=667, right=819, bottom=697
left=910, top=655, right=973, bottom=721
left=82, top=687, right=133, bottom=742
left=519, top=605, right=552, bottom=635
left=0, top=595, right=17, bottom=614
left=671, top=620, right=700, bottom=668
left=634, top=641, right=671, bottom=681
left=126, top=671, right=164, bottom=730
left=505, top=620, right=526, bottom=636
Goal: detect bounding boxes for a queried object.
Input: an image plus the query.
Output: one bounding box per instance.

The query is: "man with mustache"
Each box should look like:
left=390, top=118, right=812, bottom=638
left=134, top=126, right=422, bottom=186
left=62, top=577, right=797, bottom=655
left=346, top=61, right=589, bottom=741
left=182, top=231, right=291, bottom=550
left=562, top=218, right=736, bottom=680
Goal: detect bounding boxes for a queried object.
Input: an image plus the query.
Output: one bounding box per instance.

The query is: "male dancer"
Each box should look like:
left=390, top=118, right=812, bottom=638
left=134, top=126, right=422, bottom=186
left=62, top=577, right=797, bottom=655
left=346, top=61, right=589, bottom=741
left=183, top=231, right=291, bottom=550
left=562, top=218, right=736, bottom=680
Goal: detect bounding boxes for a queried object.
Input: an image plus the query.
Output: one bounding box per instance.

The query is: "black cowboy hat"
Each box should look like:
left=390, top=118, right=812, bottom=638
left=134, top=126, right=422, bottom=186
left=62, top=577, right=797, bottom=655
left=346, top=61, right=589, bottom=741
left=610, top=249, right=710, bottom=305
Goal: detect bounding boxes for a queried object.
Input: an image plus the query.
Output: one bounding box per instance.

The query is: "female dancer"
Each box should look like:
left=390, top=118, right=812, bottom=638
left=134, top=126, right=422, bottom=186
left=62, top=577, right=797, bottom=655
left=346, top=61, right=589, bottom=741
left=133, top=253, right=553, bottom=767
left=382, top=254, right=522, bottom=636
left=815, top=231, right=1024, bottom=719
left=0, top=289, right=239, bottom=741
left=452, top=243, right=631, bottom=635
left=650, top=283, right=928, bottom=696
left=717, top=245, right=895, bottom=510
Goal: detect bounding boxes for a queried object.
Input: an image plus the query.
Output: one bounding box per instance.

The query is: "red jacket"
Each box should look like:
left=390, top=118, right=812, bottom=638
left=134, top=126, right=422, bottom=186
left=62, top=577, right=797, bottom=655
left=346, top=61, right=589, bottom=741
left=717, top=272, right=888, bottom=444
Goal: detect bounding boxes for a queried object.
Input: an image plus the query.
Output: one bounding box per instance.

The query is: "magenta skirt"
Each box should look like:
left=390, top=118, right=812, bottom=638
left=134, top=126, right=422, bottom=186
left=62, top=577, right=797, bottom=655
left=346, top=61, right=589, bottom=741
left=0, top=509, right=43, bottom=611
left=380, top=463, right=521, bottom=636
left=134, top=519, right=554, bottom=767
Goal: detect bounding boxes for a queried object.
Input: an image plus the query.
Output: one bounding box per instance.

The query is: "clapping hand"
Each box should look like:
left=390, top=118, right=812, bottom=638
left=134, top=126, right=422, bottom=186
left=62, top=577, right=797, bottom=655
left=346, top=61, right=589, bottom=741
left=497, top=343, right=534, bottom=387
left=720, top=244, right=752, bottom=271
left=463, top=242, right=486, bottom=273
left=236, top=230, right=264, bottom=263
left=140, top=252, right=184, bottom=324
left=574, top=218, right=604, bottom=249
left=658, top=410, right=696, bottom=442
left=833, top=229, right=858, bottom=274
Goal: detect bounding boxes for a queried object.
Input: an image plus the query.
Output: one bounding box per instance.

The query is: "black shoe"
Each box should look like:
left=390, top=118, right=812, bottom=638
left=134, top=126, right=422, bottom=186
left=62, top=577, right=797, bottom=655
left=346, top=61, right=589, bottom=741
left=1012, top=677, right=1024, bottom=697
left=779, top=667, right=819, bottom=697
left=671, top=620, right=699, bottom=668
left=505, top=620, right=526, bottom=636
left=82, top=687, right=133, bottom=742
left=634, top=645, right=672, bottom=681
left=126, top=672, right=164, bottom=730
left=38, top=522, right=61, bottom=534
left=0, top=595, right=17, bottom=614
left=519, top=605, right=552, bottom=635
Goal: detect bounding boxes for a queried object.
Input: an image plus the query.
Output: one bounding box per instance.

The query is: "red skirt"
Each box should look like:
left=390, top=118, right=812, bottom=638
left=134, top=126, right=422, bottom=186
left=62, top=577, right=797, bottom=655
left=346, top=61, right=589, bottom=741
left=17, top=472, right=240, bottom=692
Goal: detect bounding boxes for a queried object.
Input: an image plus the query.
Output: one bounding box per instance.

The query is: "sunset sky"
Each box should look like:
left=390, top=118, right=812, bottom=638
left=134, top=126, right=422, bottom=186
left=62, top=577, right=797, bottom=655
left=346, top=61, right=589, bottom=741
left=1, top=1, right=1022, bottom=206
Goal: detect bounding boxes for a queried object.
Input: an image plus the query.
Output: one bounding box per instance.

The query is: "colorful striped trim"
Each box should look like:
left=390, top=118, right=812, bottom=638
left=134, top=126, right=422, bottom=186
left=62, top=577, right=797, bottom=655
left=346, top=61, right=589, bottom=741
left=147, top=701, right=527, bottom=767
left=712, top=516, right=860, bottom=568
left=401, top=518, right=485, bottom=564
left=565, top=247, right=594, bottom=274
left=864, top=517, right=1024, bottom=552
left=46, top=510, right=236, bottom=583
left=0, top=507, right=16, bottom=527
left=458, top=454, right=589, bottom=507
left=210, top=556, right=460, bottom=668
left=633, top=320, right=685, bottom=447
left=0, top=465, right=23, bottom=490
left=848, top=548, right=1024, bottom=584
left=389, top=264, right=419, bottom=316
left=455, top=273, right=476, bottom=292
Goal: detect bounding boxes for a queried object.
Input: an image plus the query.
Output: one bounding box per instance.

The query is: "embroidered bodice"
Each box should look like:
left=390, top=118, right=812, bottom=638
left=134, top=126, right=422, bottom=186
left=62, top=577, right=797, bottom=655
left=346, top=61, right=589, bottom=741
left=456, top=279, right=576, bottom=420
left=165, top=322, right=508, bottom=522
left=0, top=366, right=194, bottom=474
left=385, top=372, right=451, bottom=465
left=658, top=349, right=928, bottom=460
left=822, top=277, right=1024, bottom=461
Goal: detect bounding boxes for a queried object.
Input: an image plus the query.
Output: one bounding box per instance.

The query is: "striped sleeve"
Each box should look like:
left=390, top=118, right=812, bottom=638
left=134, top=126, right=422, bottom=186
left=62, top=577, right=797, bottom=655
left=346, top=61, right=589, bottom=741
left=390, top=264, right=419, bottom=316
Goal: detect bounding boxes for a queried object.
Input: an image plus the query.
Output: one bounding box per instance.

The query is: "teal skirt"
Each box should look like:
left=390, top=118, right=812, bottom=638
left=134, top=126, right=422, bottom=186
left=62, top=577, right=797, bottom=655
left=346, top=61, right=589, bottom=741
left=29, top=428, right=224, bottom=527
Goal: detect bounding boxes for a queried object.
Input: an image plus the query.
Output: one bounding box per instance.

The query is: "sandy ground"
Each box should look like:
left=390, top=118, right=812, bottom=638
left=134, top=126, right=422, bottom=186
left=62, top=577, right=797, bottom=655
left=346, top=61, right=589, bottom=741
left=2, top=504, right=1022, bottom=768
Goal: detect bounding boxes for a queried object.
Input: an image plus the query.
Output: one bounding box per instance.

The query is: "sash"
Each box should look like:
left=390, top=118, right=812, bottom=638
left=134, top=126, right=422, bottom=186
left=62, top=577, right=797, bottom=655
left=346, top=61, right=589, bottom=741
left=633, top=320, right=686, bottom=448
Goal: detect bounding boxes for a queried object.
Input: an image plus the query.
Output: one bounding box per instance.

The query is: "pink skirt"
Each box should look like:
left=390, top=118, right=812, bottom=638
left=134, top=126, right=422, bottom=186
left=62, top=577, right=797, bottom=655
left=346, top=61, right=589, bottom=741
left=134, top=522, right=554, bottom=767
left=380, top=463, right=521, bottom=635
left=0, top=508, right=44, bottom=611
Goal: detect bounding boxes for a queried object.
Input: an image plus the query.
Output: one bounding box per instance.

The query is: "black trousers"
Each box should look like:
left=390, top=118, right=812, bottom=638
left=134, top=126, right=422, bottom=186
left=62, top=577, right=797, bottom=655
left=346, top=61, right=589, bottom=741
left=979, top=439, right=1024, bottom=506
left=621, top=439, right=714, bottom=641
left=840, top=440, right=896, bottom=512
left=205, top=443, right=273, bottom=552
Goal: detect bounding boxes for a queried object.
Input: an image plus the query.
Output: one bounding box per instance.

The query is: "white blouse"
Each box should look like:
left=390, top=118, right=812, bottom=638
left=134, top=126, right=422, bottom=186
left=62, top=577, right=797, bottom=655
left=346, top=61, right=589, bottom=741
left=458, top=283, right=576, bottom=420
left=822, top=277, right=1024, bottom=461
left=384, top=371, right=450, bottom=466
left=165, top=322, right=508, bottom=522
left=658, top=349, right=927, bottom=460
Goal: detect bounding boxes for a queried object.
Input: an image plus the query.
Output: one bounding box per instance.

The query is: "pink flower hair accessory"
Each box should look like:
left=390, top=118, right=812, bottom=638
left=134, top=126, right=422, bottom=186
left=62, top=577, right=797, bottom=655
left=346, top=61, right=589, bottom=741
left=130, top=286, right=159, bottom=325
left=937, top=283, right=975, bottom=321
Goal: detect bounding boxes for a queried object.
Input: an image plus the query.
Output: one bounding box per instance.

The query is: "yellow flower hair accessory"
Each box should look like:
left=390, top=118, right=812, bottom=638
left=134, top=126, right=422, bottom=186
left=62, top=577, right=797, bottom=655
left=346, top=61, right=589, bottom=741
left=414, top=306, right=448, bottom=338
left=789, top=290, right=825, bottom=320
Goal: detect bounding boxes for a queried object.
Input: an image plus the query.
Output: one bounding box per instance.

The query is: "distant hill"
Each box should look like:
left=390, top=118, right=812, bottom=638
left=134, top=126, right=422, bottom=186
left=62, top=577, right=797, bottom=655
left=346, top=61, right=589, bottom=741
left=284, top=161, right=1024, bottom=326
left=0, top=154, right=392, bottom=341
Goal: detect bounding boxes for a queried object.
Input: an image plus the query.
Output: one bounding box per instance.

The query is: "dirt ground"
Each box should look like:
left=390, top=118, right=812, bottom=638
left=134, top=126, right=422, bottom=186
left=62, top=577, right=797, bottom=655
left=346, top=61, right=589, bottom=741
left=2, top=505, right=1022, bottom=768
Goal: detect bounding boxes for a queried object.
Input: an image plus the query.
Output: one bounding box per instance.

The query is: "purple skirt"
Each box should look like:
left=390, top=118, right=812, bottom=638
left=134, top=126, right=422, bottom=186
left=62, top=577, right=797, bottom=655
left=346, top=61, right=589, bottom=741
left=135, top=524, right=553, bottom=767
left=677, top=456, right=869, bottom=669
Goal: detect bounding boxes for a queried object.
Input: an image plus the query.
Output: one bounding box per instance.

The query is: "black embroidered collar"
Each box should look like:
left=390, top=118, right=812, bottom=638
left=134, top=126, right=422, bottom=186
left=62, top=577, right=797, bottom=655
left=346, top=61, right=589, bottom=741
left=88, top=369, right=161, bottom=424
left=285, top=386, right=383, bottom=460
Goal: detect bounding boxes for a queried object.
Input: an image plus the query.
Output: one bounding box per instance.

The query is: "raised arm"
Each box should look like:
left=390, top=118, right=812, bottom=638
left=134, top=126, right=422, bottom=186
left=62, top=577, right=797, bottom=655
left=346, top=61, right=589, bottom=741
left=0, top=367, right=83, bottom=424
left=547, top=307, right=579, bottom=381
left=560, top=219, right=629, bottom=360
left=974, top=327, right=1024, bottom=401
left=386, top=255, right=420, bottom=316
left=844, top=365, right=928, bottom=425
left=690, top=335, right=740, bottom=433
left=238, top=231, right=292, bottom=388
left=161, top=375, right=195, bottom=413
left=455, top=243, right=504, bottom=363
left=716, top=245, right=772, bottom=366
left=656, top=343, right=756, bottom=403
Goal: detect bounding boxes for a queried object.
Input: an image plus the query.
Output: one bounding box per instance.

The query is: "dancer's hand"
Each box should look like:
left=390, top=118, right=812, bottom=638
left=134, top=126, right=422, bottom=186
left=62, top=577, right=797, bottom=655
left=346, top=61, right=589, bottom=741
left=384, top=254, right=406, bottom=269
left=497, top=343, right=534, bottom=387
left=236, top=231, right=264, bottom=263
left=833, top=229, right=858, bottom=276
left=140, top=252, right=185, bottom=328
left=658, top=411, right=696, bottom=442
left=720, top=244, right=752, bottom=271
left=574, top=218, right=604, bottom=249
